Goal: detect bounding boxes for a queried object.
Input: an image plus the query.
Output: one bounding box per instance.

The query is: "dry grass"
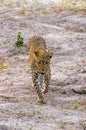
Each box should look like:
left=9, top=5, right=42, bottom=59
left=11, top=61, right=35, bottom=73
left=78, top=100, right=86, bottom=106
left=0, top=0, right=86, bottom=16
left=50, top=0, right=86, bottom=13
left=73, top=100, right=86, bottom=110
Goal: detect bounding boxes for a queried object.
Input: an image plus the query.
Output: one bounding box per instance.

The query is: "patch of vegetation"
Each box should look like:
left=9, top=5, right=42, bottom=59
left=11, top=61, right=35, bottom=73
left=0, top=62, right=8, bottom=70
left=55, top=46, right=62, bottom=50
left=17, top=7, right=28, bottom=15
left=73, top=103, right=79, bottom=110
left=0, top=0, right=3, bottom=3
left=59, top=120, right=67, bottom=129
left=0, top=62, right=5, bottom=70
left=29, top=127, right=33, bottom=130
left=59, top=123, right=65, bottom=129
left=69, top=121, right=74, bottom=125
left=73, top=100, right=86, bottom=110
left=20, top=22, right=27, bottom=27
left=5, top=1, right=14, bottom=8
left=50, top=0, right=86, bottom=12
left=15, top=32, right=24, bottom=47
left=78, top=100, right=86, bottom=106
left=30, top=0, right=42, bottom=10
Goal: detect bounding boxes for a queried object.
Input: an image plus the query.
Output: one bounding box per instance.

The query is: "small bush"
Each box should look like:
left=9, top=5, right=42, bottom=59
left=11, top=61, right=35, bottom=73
left=15, top=32, right=24, bottom=47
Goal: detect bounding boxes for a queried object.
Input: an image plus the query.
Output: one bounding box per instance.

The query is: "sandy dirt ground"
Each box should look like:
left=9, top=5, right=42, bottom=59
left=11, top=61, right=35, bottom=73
left=0, top=5, right=86, bottom=130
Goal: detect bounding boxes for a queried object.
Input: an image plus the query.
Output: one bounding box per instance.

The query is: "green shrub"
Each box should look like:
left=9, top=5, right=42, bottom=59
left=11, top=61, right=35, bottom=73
left=15, top=32, right=24, bottom=47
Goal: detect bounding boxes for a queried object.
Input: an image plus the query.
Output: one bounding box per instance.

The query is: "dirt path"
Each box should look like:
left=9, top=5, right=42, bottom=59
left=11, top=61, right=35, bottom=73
left=0, top=8, right=86, bottom=130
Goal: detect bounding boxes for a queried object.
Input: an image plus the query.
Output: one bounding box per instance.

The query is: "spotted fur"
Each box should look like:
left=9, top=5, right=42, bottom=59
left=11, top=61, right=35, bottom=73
left=29, top=36, right=52, bottom=103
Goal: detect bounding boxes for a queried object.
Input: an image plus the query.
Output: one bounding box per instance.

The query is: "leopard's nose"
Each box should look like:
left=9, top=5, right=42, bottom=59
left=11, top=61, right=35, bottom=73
left=41, top=72, right=45, bottom=75
left=41, top=71, right=45, bottom=75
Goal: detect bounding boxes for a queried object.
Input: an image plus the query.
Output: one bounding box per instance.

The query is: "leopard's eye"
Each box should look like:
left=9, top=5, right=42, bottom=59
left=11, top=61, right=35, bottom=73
left=46, top=61, right=49, bottom=64
left=38, top=61, right=41, bottom=64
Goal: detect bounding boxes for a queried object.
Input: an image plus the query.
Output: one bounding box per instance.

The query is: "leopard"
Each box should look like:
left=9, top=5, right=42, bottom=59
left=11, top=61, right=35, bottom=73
left=29, top=36, right=52, bottom=104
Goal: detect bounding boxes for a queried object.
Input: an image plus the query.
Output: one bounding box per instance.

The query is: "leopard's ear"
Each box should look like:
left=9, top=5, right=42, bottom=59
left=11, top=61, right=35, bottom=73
left=49, top=52, right=53, bottom=58
left=48, top=52, right=53, bottom=58
left=34, top=48, right=44, bottom=57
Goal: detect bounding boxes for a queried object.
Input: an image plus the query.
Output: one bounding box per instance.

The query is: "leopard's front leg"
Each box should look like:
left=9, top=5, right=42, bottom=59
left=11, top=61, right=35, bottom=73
left=32, top=71, right=46, bottom=104
left=44, top=70, right=51, bottom=94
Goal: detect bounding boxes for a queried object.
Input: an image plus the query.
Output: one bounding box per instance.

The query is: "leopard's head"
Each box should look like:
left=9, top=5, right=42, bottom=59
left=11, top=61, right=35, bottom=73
left=34, top=49, right=53, bottom=75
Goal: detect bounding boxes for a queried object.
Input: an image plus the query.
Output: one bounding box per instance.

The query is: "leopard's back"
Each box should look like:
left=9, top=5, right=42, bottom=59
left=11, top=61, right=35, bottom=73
left=29, top=36, right=47, bottom=66
left=29, top=36, right=46, bottom=52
